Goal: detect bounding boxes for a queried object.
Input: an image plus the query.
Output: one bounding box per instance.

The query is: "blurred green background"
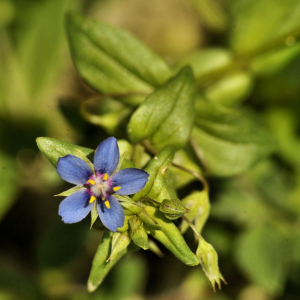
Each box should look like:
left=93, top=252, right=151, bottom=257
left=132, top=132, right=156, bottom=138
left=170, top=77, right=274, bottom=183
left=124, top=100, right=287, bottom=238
left=2, top=0, right=300, bottom=299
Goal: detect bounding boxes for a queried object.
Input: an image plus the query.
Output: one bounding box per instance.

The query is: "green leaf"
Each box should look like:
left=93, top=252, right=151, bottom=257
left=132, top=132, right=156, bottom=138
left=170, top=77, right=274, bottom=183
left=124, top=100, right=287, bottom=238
left=128, top=66, right=196, bottom=150
left=145, top=205, right=199, bottom=266
left=170, top=148, right=202, bottom=188
left=235, top=226, right=287, bottom=294
left=204, top=72, right=254, bottom=107
left=80, top=97, right=132, bottom=134
left=191, top=98, right=275, bottom=176
left=251, top=42, right=300, bottom=76
left=176, top=48, right=232, bottom=86
left=137, top=211, right=161, bottom=230
left=230, top=0, right=300, bottom=54
left=133, top=145, right=176, bottom=202
left=66, top=13, right=171, bottom=98
left=180, top=191, right=210, bottom=234
left=36, top=137, right=93, bottom=167
left=18, top=0, right=75, bottom=98
left=88, top=230, right=133, bottom=292
left=108, top=232, right=131, bottom=262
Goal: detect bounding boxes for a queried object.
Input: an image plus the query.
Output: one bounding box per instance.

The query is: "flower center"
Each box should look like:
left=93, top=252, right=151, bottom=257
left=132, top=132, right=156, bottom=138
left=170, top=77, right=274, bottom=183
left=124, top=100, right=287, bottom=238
left=87, top=173, right=112, bottom=199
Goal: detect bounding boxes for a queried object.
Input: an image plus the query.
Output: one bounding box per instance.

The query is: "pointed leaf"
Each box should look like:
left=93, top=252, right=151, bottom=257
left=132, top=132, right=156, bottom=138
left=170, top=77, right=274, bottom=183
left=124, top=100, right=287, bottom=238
left=66, top=13, right=172, bottom=98
left=192, top=98, right=275, bottom=176
left=88, top=230, right=133, bottom=292
left=36, top=137, right=93, bottom=167
left=128, top=66, right=196, bottom=150
left=108, top=232, right=131, bottom=262
left=145, top=205, right=199, bottom=266
left=133, top=145, right=176, bottom=202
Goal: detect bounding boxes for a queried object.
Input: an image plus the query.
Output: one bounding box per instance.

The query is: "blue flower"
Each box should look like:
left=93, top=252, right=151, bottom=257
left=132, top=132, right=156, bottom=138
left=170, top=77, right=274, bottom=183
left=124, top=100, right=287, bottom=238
left=56, top=137, right=149, bottom=232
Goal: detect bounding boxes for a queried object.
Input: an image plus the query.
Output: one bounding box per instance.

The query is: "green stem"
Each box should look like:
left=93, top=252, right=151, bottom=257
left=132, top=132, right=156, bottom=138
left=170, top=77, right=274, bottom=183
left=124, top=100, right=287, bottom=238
left=181, top=215, right=203, bottom=242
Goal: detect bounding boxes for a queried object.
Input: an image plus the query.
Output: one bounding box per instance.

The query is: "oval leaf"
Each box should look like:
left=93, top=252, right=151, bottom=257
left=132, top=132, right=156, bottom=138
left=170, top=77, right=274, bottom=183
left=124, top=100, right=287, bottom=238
left=145, top=205, right=199, bottom=266
left=88, top=230, right=134, bottom=292
left=36, top=137, right=94, bottom=167
left=66, top=13, right=172, bottom=96
left=128, top=66, right=196, bottom=150
left=192, top=98, right=275, bottom=176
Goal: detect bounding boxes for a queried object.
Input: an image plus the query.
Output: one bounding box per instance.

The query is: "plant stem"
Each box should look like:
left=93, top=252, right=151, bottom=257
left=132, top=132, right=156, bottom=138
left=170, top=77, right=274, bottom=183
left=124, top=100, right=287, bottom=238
left=181, top=215, right=203, bottom=242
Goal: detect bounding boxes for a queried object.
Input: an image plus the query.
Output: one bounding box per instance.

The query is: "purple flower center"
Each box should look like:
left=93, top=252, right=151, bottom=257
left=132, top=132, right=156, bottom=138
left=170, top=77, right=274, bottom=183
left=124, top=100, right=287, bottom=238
left=85, top=173, right=113, bottom=199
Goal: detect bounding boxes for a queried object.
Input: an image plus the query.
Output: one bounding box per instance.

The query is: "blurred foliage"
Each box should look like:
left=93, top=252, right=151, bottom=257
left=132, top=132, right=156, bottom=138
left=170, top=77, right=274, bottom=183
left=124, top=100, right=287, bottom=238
left=2, top=0, right=300, bottom=299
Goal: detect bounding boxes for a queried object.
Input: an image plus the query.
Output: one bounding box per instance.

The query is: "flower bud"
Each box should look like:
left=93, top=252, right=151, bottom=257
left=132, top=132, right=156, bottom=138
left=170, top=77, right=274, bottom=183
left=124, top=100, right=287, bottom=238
left=159, top=198, right=189, bottom=220
left=108, top=232, right=131, bottom=262
left=129, top=216, right=149, bottom=250
left=196, top=239, right=225, bottom=290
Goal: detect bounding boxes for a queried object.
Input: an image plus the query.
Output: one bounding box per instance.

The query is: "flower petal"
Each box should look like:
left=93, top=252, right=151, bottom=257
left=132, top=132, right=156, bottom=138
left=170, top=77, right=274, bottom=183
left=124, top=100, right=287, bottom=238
left=57, top=155, right=93, bottom=185
left=112, top=168, right=149, bottom=195
left=58, top=189, right=92, bottom=223
left=94, top=137, right=119, bottom=175
left=97, top=195, right=125, bottom=232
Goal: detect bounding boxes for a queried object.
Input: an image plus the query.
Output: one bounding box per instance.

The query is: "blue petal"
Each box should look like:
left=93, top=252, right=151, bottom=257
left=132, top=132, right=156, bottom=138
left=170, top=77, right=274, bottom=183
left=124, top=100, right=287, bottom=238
left=97, top=195, right=125, bottom=232
left=57, top=155, right=93, bottom=185
left=112, top=168, right=149, bottom=195
left=94, top=137, right=119, bottom=175
left=58, top=189, right=92, bottom=223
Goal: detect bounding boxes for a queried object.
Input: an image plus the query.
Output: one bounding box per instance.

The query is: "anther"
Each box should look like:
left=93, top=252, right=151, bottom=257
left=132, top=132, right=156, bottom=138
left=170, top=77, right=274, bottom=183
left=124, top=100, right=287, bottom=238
left=89, top=196, right=96, bottom=203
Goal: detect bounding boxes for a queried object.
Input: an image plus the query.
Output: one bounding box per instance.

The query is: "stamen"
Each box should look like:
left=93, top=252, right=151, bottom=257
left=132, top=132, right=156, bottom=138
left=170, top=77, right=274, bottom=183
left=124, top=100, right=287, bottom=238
left=104, top=200, right=110, bottom=209
left=102, top=197, right=105, bottom=200
left=88, top=179, right=95, bottom=185
left=113, top=186, right=121, bottom=192
left=103, top=173, right=108, bottom=180
left=89, top=196, right=96, bottom=203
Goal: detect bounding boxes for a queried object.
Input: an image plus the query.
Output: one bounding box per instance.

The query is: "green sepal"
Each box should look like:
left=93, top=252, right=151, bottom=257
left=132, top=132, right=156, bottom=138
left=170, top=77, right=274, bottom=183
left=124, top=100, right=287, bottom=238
left=159, top=198, right=189, bottom=220
left=36, top=137, right=93, bottom=167
left=114, top=195, right=143, bottom=215
left=55, top=185, right=84, bottom=197
left=145, top=205, right=199, bottom=266
left=129, top=216, right=149, bottom=250
left=108, top=231, right=131, bottom=262
left=120, top=202, right=143, bottom=215
left=138, top=211, right=161, bottom=230
left=90, top=201, right=98, bottom=229
left=116, top=216, right=131, bottom=233
left=128, top=66, right=196, bottom=150
left=133, top=145, right=176, bottom=203
left=196, top=238, right=225, bottom=291
left=180, top=191, right=210, bottom=234
left=87, top=230, right=138, bottom=292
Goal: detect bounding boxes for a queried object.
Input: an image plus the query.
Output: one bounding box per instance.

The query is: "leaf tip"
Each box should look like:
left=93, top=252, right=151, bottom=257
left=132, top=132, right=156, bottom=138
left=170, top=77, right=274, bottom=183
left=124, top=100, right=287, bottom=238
left=87, top=281, right=97, bottom=293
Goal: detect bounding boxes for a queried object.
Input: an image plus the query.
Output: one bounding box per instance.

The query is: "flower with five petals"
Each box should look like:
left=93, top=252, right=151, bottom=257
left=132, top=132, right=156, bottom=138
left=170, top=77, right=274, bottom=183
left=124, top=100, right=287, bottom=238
left=56, top=137, right=149, bottom=232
